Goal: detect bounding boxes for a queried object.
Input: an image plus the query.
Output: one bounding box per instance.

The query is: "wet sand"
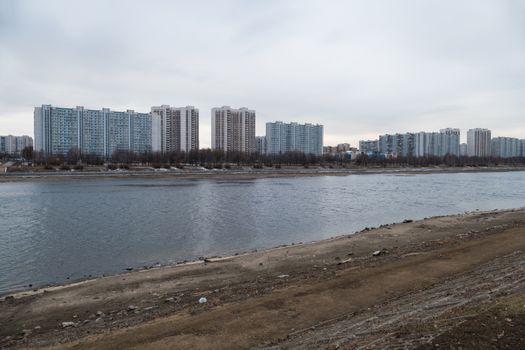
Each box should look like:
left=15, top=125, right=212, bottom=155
left=1, top=208, right=525, bottom=349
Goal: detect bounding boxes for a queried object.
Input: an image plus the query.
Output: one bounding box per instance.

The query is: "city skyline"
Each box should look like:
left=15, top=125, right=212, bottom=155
left=25, top=103, right=525, bottom=152
left=1, top=1, right=525, bottom=147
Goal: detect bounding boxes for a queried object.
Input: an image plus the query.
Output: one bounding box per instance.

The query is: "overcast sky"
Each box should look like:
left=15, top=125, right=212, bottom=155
left=1, top=0, right=524, bottom=147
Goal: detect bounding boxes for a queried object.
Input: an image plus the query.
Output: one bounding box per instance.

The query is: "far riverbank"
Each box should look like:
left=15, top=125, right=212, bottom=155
left=1, top=165, right=525, bottom=182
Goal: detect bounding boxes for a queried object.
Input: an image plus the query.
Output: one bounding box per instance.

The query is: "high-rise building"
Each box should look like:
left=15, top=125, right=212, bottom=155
left=359, top=140, right=379, bottom=154
left=439, top=128, right=461, bottom=156
left=151, top=105, right=199, bottom=153
left=467, top=128, right=491, bottom=157
left=414, top=129, right=460, bottom=157
left=211, top=106, right=256, bottom=153
left=34, top=105, right=160, bottom=157
left=255, top=136, right=267, bottom=154
left=491, top=137, right=521, bottom=158
left=521, top=140, right=525, bottom=157
left=265, top=121, right=323, bottom=156
left=0, top=135, right=33, bottom=155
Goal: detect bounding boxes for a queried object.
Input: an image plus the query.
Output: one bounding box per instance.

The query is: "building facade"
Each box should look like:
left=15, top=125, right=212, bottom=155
left=211, top=106, right=256, bottom=153
left=359, top=140, right=379, bottom=154
left=0, top=135, right=33, bottom=155
left=439, top=128, right=461, bottom=156
left=34, top=105, right=160, bottom=158
left=255, top=136, right=267, bottom=154
left=151, top=105, right=199, bottom=153
left=266, top=121, right=323, bottom=156
left=467, top=128, right=491, bottom=157
left=460, top=143, right=468, bottom=156
left=379, top=133, right=416, bottom=157
left=414, top=129, right=460, bottom=157
left=521, top=140, right=525, bottom=157
left=491, top=137, right=521, bottom=158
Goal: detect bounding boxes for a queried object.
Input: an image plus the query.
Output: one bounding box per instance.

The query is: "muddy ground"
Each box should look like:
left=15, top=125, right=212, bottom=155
left=1, top=208, right=524, bottom=349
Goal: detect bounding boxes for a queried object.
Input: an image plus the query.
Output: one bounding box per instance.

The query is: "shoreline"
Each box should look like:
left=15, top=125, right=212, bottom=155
left=0, top=206, right=521, bottom=299
left=1, top=208, right=525, bottom=349
left=1, top=165, right=525, bottom=182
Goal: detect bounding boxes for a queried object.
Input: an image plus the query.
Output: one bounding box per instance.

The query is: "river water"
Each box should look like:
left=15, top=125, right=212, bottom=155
left=1, top=171, right=524, bottom=294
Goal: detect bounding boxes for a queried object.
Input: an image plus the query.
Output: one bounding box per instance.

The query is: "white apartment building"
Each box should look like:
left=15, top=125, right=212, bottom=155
left=266, top=121, right=323, bottom=156
left=211, top=106, right=256, bottom=153
left=34, top=105, right=160, bottom=157
left=414, top=129, right=460, bottom=157
left=491, top=137, right=521, bottom=158
left=467, top=128, right=491, bottom=157
left=0, top=135, right=33, bottom=155
left=151, top=105, right=199, bottom=153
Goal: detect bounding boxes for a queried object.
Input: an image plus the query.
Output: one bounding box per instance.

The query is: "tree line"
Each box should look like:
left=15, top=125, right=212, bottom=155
left=3, top=146, right=525, bottom=168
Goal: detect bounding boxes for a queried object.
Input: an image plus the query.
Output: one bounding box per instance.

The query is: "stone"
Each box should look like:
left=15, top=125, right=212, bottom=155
left=61, top=321, right=76, bottom=328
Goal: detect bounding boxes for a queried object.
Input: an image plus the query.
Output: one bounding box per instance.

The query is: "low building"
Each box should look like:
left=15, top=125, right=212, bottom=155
left=0, top=135, right=33, bottom=155
left=359, top=140, right=379, bottom=154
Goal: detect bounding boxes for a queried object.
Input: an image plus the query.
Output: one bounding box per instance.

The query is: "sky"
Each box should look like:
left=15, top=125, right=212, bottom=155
left=1, top=0, right=524, bottom=147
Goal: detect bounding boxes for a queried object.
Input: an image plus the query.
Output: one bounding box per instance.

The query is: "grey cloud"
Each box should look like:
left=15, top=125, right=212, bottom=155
left=0, top=0, right=524, bottom=144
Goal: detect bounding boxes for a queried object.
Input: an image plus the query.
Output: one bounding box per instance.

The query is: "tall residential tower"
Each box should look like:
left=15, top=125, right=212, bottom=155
left=151, top=105, right=199, bottom=153
left=211, top=106, right=256, bottom=153
left=467, top=128, right=491, bottom=157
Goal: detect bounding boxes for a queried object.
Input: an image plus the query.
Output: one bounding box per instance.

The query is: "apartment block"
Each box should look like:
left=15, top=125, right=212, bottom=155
left=0, top=135, right=33, bottom=155
left=379, top=133, right=416, bottom=157
left=211, top=106, right=256, bottom=153
left=414, top=129, right=460, bottom=157
left=467, top=128, right=491, bottom=157
left=266, top=121, right=323, bottom=156
left=460, top=143, right=468, bottom=156
left=359, top=140, right=379, bottom=154
left=439, top=128, right=461, bottom=156
left=151, top=105, right=199, bottom=153
left=34, top=105, right=160, bottom=157
left=491, top=137, right=521, bottom=158
left=255, top=136, right=267, bottom=154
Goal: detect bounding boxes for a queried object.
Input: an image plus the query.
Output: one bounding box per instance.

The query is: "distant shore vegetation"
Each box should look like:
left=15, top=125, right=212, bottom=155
left=2, top=146, right=525, bottom=172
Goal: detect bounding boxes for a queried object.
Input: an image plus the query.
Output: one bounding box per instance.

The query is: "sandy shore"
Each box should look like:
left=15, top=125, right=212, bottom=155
left=1, top=165, right=525, bottom=182
left=1, top=209, right=525, bottom=349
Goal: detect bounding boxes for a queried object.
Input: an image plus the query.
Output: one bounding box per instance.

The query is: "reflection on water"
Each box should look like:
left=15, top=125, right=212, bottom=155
left=0, top=171, right=524, bottom=294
